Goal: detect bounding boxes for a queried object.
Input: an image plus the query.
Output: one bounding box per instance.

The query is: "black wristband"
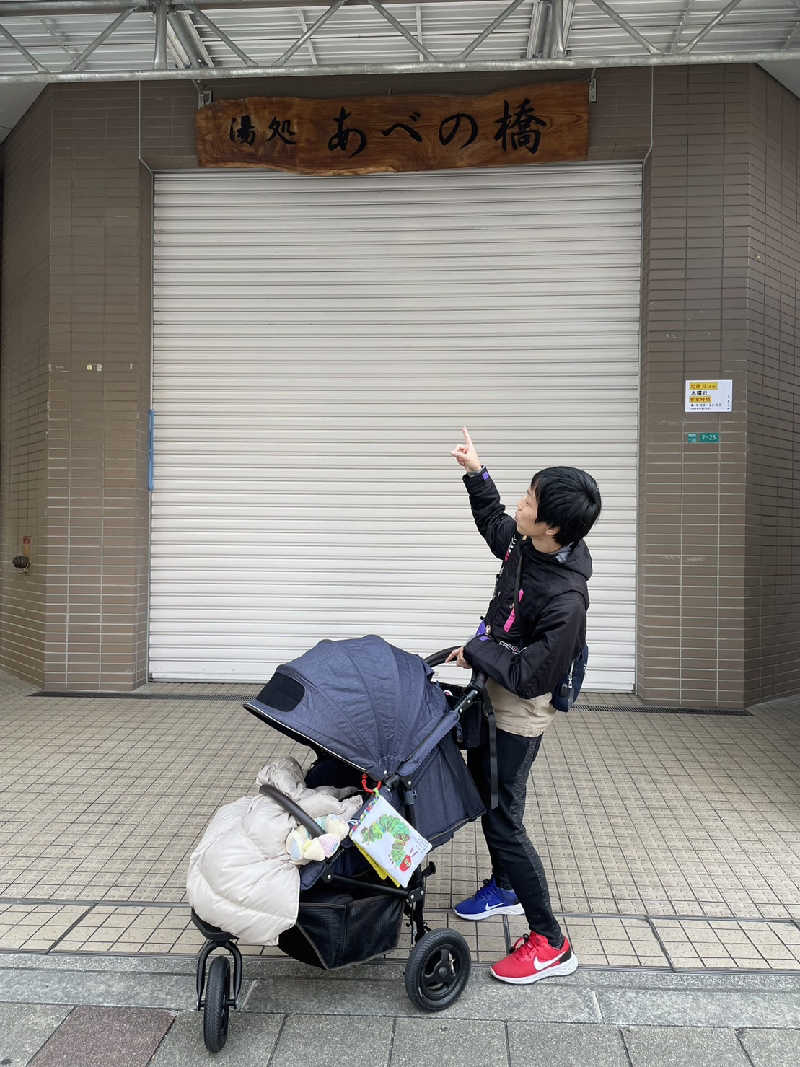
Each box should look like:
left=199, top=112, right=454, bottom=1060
left=463, top=465, right=487, bottom=481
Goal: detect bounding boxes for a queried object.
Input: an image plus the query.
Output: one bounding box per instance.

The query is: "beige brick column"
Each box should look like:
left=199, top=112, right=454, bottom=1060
left=638, top=65, right=752, bottom=707
left=2, top=85, right=151, bottom=690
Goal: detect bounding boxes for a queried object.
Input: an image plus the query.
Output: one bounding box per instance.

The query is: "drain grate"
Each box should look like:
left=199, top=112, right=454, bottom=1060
left=30, top=692, right=751, bottom=715
left=579, top=704, right=751, bottom=717
left=31, top=690, right=257, bottom=701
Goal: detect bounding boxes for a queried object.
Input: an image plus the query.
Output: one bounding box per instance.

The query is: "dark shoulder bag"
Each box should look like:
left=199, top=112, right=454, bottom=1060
left=551, top=645, right=589, bottom=712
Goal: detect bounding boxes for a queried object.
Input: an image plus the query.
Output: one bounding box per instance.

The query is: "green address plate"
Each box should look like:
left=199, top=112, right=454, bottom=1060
left=686, top=433, right=720, bottom=444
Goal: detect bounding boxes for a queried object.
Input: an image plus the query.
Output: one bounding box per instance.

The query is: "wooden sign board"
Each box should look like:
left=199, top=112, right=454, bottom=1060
left=196, top=83, right=588, bottom=176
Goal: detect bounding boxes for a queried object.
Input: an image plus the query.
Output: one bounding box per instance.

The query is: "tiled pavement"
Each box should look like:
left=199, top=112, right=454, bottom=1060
left=4, top=667, right=800, bottom=1064
left=3, top=669, right=800, bottom=971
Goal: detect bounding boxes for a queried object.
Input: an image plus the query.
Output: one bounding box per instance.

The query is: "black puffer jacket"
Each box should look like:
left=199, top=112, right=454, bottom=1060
left=461, top=468, right=592, bottom=700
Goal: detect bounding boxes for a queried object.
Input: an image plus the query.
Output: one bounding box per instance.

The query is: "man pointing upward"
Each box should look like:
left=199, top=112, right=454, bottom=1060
left=447, top=427, right=601, bottom=985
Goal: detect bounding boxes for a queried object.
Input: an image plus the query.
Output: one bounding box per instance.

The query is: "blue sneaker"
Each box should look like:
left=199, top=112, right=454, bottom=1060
left=453, top=877, right=524, bottom=920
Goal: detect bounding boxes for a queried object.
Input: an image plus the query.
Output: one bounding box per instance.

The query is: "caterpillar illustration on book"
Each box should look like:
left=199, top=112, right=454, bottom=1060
left=349, top=792, right=432, bottom=887
left=360, top=813, right=413, bottom=870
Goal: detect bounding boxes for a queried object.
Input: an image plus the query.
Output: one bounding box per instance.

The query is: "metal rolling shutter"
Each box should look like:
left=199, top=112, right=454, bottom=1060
left=151, top=163, right=641, bottom=688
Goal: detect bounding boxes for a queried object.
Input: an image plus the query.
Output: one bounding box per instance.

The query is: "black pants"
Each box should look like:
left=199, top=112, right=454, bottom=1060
left=467, top=728, right=563, bottom=946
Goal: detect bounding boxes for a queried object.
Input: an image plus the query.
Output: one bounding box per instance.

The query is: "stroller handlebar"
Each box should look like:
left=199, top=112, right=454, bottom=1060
left=424, top=646, right=459, bottom=668
left=425, top=647, right=488, bottom=696
left=470, top=669, right=489, bottom=692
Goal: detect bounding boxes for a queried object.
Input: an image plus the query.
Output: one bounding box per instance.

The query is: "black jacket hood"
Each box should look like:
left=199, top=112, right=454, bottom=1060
left=523, top=537, right=592, bottom=584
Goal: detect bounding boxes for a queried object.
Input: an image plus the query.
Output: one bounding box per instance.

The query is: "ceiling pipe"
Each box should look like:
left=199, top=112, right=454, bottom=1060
left=3, top=46, right=800, bottom=83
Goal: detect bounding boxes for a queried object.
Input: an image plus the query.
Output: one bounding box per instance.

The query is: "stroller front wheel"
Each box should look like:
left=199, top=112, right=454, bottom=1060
left=404, top=928, right=471, bottom=1012
left=203, top=954, right=231, bottom=1053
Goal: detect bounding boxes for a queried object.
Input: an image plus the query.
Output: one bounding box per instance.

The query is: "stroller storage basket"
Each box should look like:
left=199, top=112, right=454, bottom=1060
left=278, top=881, right=405, bottom=969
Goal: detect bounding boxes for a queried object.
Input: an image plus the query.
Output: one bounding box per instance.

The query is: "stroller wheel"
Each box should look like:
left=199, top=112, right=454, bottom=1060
left=203, top=954, right=231, bottom=1053
left=404, top=928, right=471, bottom=1012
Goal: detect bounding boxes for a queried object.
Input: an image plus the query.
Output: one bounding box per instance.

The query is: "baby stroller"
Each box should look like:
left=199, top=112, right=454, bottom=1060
left=191, top=635, right=488, bottom=1052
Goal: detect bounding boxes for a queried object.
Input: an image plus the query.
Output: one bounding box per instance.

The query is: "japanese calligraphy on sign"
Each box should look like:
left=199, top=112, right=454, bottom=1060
left=196, top=83, right=588, bottom=175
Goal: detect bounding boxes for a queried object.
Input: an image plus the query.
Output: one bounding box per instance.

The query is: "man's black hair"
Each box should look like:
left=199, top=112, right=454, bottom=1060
left=531, top=467, right=601, bottom=547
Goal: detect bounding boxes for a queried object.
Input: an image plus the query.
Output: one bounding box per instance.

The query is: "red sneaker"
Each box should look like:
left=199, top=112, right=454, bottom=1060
left=490, top=931, right=578, bottom=984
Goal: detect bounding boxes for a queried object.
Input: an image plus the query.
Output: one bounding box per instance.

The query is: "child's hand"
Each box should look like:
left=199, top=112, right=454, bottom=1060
left=450, top=427, right=482, bottom=473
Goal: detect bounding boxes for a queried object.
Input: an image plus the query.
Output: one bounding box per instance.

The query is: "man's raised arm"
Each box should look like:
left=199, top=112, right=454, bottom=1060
left=451, top=426, right=515, bottom=561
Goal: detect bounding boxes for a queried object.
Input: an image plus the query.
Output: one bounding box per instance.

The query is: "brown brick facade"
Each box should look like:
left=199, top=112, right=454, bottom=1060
left=0, top=93, right=52, bottom=685
left=636, top=64, right=799, bottom=707
left=2, top=84, right=151, bottom=690
left=637, top=65, right=753, bottom=708
left=745, top=71, right=800, bottom=704
left=1, top=66, right=797, bottom=704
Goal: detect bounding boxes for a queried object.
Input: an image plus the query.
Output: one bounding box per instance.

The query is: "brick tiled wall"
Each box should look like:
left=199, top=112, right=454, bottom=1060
left=637, top=65, right=752, bottom=708
left=44, top=84, right=151, bottom=690
left=2, top=84, right=151, bottom=690
left=0, top=95, right=52, bottom=684
left=745, top=69, right=800, bottom=703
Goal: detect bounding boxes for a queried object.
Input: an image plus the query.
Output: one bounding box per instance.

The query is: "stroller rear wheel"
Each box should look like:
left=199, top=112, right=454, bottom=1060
left=203, top=954, right=231, bottom=1053
left=404, top=928, right=471, bottom=1012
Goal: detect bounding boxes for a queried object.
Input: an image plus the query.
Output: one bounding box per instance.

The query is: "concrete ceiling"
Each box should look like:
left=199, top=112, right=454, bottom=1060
left=1, top=82, right=42, bottom=140
left=760, top=57, right=800, bottom=97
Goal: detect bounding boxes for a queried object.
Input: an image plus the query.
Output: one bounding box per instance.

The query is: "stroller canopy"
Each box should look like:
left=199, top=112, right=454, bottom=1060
left=246, top=635, right=484, bottom=849
left=249, top=635, right=455, bottom=781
